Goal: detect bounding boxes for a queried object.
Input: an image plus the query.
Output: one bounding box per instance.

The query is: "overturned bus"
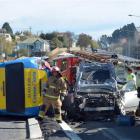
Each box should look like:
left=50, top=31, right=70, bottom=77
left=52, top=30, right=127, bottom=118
left=0, top=57, right=47, bottom=117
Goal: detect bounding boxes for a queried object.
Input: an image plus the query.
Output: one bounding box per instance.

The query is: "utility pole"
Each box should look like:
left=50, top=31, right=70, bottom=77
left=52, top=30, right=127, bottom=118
left=29, top=26, right=32, bottom=35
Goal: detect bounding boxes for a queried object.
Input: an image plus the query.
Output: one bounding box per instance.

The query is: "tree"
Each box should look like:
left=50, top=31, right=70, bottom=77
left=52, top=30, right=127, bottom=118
left=77, top=33, right=93, bottom=50
left=46, top=32, right=58, bottom=40
left=23, top=30, right=32, bottom=36
left=90, top=40, right=99, bottom=49
left=40, top=31, right=74, bottom=50
left=2, top=22, right=13, bottom=35
left=40, top=32, right=58, bottom=40
left=15, top=31, right=22, bottom=36
left=99, top=35, right=110, bottom=49
left=40, top=33, right=46, bottom=40
left=62, top=33, right=72, bottom=48
left=64, top=32, right=74, bottom=49
left=107, top=23, right=136, bottom=44
left=50, top=37, right=63, bottom=50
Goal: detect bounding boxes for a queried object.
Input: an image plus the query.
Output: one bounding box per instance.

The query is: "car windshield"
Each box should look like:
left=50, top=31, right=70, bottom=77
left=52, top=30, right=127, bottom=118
left=81, top=69, right=110, bottom=83
left=115, top=65, right=126, bottom=81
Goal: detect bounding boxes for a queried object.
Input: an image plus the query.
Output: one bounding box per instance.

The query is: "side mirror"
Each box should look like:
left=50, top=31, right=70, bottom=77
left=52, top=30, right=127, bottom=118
left=117, top=80, right=127, bottom=85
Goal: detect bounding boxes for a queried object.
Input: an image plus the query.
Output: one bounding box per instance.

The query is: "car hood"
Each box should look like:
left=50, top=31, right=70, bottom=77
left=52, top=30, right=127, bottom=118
left=77, top=84, right=116, bottom=93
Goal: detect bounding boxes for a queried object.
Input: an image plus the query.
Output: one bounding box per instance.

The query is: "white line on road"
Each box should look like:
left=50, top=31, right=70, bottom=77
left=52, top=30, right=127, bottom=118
left=59, top=121, right=82, bottom=140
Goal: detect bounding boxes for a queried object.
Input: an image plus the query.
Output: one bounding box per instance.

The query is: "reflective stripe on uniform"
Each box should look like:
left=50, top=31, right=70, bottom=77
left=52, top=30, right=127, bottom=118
left=44, top=94, right=59, bottom=99
left=49, top=85, right=56, bottom=89
left=127, top=74, right=133, bottom=81
left=38, top=111, right=45, bottom=118
left=60, top=91, right=67, bottom=94
left=55, top=114, right=62, bottom=121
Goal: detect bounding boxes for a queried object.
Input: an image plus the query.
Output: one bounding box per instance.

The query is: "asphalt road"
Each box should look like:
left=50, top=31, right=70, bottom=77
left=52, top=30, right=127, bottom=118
left=0, top=116, right=28, bottom=140
left=70, top=118, right=140, bottom=140
left=1, top=115, right=140, bottom=140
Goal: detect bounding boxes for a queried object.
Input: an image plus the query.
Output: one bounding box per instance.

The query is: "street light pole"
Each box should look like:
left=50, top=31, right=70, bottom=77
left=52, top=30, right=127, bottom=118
left=128, top=14, right=140, bottom=18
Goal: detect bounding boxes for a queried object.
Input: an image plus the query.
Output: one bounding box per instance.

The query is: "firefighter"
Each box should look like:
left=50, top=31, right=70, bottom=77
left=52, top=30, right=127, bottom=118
left=38, top=66, right=67, bottom=123
left=40, top=60, right=52, bottom=77
left=126, top=67, right=136, bottom=82
left=126, top=67, right=136, bottom=86
left=42, top=56, right=52, bottom=69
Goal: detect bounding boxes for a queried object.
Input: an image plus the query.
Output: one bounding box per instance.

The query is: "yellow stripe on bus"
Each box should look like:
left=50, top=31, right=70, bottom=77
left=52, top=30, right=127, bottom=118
left=0, top=68, right=6, bottom=109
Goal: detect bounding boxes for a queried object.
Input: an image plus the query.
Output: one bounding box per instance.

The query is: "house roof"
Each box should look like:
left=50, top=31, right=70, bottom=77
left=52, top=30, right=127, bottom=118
left=18, top=37, right=48, bottom=44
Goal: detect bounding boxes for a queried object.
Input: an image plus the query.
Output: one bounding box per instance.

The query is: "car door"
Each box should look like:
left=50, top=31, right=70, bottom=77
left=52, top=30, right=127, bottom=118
left=123, top=81, right=139, bottom=112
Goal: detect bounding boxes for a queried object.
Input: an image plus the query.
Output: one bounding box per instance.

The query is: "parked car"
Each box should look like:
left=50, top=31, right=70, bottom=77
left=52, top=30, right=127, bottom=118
left=118, top=80, right=139, bottom=115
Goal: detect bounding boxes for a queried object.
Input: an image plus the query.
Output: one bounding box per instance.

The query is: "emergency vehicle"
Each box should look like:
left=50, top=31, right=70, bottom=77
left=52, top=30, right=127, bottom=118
left=53, top=54, right=81, bottom=86
left=0, top=57, right=47, bottom=117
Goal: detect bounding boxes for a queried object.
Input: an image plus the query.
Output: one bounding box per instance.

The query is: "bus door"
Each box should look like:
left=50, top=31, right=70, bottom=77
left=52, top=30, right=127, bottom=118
left=5, top=63, right=25, bottom=113
left=38, top=70, right=47, bottom=105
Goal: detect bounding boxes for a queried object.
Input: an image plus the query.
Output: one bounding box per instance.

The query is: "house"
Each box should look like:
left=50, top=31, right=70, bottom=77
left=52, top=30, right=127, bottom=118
left=0, top=32, right=12, bottom=42
left=0, top=28, right=12, bottom=42
left=4, top=33, right=12, bottom=42
left=16, top=37, right=50, bottom=56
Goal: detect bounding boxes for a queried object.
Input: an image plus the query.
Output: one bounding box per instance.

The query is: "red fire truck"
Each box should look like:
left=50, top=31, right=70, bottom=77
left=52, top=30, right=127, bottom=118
left=53, top=55, right=81, bottom=86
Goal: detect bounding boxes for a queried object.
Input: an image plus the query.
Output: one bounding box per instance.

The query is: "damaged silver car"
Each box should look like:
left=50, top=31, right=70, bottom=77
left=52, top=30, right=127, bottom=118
left=64, top=62, right=140, bottom=121
left=66, top=62, right=119, bottom=120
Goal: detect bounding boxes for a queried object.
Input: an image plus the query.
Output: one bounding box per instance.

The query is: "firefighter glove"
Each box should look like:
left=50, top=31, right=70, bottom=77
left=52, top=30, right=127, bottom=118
left=60, top=95, right=65, bottom=102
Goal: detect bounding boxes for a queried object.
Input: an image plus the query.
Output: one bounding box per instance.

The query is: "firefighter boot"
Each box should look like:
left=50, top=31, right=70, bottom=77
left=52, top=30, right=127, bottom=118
left=55, top=108, right=62, bottom=123
left=37, top=111, right=45, bottom=120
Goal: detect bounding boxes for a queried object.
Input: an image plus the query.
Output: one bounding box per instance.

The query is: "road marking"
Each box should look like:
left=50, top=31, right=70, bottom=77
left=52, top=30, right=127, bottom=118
left=59, top=121, right=82, bottom=140
left=28, top=118, right=44, bottom=140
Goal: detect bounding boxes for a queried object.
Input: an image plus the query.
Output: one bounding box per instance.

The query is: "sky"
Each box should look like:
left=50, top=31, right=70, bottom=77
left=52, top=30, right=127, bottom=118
left=0, top=0, right=140, bottom=40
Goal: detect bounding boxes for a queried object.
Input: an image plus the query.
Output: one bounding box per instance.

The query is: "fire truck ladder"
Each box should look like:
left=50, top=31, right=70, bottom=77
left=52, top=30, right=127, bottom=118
left=67, top=50, right=111, bottom=62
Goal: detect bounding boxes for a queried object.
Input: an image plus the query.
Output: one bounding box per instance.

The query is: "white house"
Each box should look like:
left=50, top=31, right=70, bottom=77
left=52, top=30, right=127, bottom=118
left=17, top=37, right=50, bottom=56
left=0, top=33, right=12, bottom=42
